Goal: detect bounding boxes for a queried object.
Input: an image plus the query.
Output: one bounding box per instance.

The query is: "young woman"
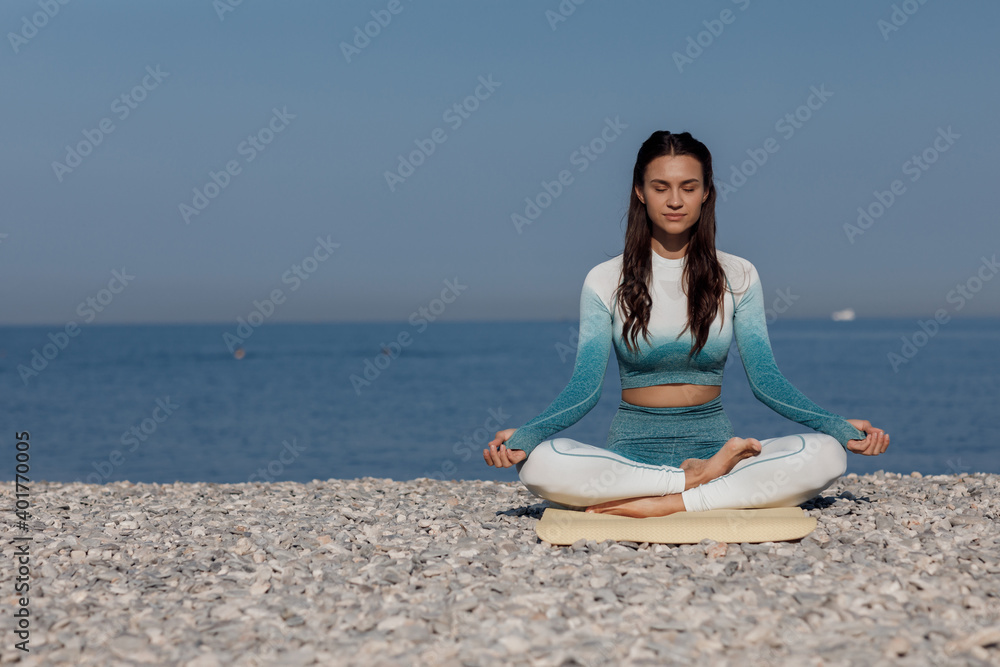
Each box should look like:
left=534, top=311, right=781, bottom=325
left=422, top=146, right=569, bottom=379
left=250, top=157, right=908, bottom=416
left=484, top=131, right=889, bottom=518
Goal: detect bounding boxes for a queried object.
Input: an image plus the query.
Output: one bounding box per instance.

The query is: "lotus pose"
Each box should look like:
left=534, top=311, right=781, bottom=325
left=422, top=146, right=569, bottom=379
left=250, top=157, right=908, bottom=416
left=484, top=131, right=889, bottom=518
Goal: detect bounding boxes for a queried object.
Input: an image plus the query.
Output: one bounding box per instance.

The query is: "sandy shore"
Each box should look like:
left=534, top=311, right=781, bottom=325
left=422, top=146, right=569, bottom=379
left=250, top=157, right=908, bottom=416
left=1, top=471, right=998, bottom=666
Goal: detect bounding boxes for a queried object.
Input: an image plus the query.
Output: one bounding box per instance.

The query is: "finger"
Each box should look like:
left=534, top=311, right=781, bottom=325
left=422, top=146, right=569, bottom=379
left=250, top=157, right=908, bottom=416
left=487, top=442, right=505, bottom=467
left=499, top=444, right=517, bottom=468
left=483, top=449, right=494, bottom=466
left=499, top=445, right=514, bottom=468
left=493, top=443, right=510, bottom=467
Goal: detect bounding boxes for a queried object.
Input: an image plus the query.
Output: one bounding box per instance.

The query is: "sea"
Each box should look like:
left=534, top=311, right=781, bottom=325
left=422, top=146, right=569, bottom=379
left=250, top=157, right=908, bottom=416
left=1, top=318, right=997, bottom=485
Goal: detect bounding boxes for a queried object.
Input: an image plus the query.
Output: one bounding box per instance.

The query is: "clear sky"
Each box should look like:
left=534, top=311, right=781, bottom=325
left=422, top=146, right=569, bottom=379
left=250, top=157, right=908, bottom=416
left=2, top=0, right=998, bottom=325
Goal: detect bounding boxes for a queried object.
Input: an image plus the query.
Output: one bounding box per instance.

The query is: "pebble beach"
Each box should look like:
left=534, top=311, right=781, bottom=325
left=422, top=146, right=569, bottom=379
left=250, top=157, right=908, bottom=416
left=2, top=472, right=999, bottom=666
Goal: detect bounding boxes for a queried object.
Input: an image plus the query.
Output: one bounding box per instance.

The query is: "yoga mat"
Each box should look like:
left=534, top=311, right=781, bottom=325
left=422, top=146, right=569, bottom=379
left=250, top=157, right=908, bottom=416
left=535, top=506, right=816, bottom=545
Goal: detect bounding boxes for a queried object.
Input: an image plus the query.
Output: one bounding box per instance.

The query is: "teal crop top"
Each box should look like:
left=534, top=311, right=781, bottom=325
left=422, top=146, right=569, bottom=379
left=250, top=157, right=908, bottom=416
left=504, top=248, right=865, bottom=457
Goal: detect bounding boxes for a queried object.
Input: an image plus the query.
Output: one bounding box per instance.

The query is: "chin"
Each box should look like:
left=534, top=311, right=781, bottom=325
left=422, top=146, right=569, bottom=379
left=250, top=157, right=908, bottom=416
left=658, top=221, right=691, bottom=233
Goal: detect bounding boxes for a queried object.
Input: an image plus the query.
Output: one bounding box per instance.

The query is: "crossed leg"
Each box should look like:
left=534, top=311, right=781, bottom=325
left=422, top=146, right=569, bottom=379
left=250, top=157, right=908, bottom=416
left=515, top=436, right=758, bottom=508
left=516, top=433, right=847, bottom=516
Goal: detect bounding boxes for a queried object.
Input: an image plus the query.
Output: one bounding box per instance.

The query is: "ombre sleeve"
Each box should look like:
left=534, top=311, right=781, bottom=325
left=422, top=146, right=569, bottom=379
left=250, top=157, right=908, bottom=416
left=504, top=268, right=614, bottom=457
left=732, top=263, right=865, bottom=448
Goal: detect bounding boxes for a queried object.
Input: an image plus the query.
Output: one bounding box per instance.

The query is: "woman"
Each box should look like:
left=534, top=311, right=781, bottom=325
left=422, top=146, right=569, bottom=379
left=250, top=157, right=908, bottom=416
left=484, top=131, right=889, bottom=518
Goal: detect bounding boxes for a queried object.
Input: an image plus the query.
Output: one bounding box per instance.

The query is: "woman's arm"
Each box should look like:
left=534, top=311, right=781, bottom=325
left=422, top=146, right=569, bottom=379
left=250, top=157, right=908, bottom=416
left=502, top=268, right=614, bottom=457
left=732, top=263, right=866, bottom=448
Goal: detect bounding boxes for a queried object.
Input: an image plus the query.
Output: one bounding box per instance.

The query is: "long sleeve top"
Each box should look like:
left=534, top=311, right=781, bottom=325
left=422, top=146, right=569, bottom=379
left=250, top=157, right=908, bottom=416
left=503, top=248, right=865, bottom=457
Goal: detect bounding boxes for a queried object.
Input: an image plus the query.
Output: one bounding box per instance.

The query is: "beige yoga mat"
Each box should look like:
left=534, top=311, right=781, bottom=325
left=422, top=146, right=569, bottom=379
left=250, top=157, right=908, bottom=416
left=536, top=506, right=816, bottom=545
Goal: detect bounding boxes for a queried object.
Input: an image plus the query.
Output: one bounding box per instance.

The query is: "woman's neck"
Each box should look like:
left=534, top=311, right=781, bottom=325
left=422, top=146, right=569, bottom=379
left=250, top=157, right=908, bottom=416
left=650, top=229, right=690, bottom=259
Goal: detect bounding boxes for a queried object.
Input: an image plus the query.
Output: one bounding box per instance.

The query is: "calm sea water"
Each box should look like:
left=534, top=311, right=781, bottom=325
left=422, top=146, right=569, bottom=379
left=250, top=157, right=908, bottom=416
left=1, top=318, right=997, bottom=484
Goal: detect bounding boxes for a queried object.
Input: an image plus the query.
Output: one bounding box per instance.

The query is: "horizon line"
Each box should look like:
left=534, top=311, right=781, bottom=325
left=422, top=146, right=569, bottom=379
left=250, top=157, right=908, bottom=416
left=0, top=314, right=998, bottom=329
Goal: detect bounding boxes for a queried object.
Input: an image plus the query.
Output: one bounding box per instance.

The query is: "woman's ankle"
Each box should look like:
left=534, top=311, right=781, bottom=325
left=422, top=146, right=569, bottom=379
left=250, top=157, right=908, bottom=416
left=683, top=465, right=707, bottom=491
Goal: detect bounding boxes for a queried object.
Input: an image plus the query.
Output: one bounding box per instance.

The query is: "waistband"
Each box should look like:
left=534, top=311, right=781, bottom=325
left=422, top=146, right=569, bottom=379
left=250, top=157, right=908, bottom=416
left=617, top=394, right=724, bottom=415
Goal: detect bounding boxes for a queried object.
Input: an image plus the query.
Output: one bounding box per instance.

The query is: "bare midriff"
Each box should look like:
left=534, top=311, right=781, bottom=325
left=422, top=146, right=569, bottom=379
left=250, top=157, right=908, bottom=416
left=621, top=383, right=721, bottom=408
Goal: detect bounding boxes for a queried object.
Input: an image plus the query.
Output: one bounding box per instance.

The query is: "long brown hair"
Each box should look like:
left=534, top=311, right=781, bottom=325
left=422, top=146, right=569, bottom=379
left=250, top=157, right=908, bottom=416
left=615, top=131, right=727, bottom=359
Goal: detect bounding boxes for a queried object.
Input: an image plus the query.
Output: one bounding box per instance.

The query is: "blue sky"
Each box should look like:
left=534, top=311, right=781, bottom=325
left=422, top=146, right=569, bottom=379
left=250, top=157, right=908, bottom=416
left=2, top=0, right=998, bottom=325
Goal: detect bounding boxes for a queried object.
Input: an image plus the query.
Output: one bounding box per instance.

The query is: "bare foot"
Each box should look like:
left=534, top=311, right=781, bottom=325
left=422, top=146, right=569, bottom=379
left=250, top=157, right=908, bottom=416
left=585, top=492, right=686, bottom=518
left=681, top=437, right=761, bottom=490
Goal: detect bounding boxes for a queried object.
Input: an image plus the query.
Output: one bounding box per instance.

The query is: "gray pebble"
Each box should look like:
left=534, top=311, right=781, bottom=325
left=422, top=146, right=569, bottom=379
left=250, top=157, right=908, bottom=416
left=4, top=472, right=999, bottom=665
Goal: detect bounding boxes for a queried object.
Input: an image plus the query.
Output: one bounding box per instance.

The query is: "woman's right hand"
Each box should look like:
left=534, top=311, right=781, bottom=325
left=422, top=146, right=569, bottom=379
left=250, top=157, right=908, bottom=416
left=484, top=429, right=527, bottom=467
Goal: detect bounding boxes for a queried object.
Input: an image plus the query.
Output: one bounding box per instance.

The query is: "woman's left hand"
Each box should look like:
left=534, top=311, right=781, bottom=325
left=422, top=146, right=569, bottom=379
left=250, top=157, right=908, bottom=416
left=844, top=419, right=889, bottom=456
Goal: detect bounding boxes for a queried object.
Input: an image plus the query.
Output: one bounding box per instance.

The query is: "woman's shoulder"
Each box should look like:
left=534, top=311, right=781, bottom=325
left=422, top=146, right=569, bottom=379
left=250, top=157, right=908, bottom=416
left=715, top=248, right=754, bottom=269
left=582, top=253, right=624, bottom=303
left=716, top=249, right=759, bottom=293
left=584, top=253, right=624, bottom=282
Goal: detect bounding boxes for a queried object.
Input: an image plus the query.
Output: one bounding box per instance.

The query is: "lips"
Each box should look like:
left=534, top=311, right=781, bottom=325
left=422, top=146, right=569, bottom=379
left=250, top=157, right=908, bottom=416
left=664, top=214, right=685, bottom=220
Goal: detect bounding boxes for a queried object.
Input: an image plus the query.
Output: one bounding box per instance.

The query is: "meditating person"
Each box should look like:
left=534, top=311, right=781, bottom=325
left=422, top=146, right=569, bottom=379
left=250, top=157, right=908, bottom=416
left=483, top=130, right=889, bottom=518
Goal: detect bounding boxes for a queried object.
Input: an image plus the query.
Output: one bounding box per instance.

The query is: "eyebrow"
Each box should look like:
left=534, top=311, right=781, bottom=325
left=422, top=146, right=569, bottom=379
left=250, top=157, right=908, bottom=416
left=649, top=178, right=700, bottom=185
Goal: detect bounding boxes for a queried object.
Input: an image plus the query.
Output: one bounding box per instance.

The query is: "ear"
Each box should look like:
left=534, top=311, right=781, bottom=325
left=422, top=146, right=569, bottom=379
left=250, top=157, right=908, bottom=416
left=634, top=184, right=644, bottom=204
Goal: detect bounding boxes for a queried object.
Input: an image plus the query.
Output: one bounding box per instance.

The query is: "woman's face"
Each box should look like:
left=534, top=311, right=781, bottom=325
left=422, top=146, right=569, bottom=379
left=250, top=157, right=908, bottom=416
left=634, top=154, right=709, bottom=240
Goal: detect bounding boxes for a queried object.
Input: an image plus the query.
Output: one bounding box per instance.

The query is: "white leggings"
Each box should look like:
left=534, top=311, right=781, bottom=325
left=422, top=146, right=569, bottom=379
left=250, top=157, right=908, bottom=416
left=515, top=433, right=847, bottom=511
